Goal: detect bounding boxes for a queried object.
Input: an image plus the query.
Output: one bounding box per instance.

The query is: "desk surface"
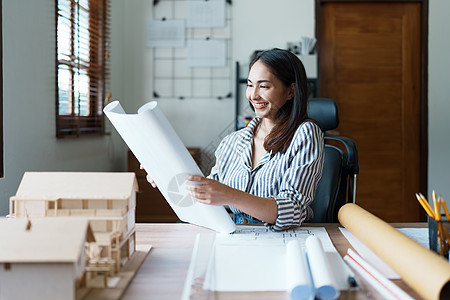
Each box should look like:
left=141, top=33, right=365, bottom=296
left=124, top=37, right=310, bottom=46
left=122, top=223, right=426, bottom=300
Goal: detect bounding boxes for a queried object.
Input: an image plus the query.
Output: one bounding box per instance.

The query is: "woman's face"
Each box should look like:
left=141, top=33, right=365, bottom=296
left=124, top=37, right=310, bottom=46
left=246, top=60, right=294, bottom=122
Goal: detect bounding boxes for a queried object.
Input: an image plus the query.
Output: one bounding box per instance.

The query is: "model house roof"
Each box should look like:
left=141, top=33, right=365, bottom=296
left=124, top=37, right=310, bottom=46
left=11, top=172, right=138, bottom=200
left=0, top=217, right=95, bottom=263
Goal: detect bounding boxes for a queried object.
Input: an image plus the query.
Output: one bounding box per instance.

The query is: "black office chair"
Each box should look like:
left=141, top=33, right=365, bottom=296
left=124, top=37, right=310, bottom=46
left=307, top=98, right=359, bottom=223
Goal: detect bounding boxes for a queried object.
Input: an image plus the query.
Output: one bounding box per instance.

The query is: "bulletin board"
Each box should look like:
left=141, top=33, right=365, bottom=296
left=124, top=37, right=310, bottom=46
left=149, top=0, right=233, bottom=100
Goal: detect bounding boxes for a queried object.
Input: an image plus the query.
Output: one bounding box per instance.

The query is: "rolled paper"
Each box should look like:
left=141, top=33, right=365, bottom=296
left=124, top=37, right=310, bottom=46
left=104, top=101, right=236, bottom=234
left=286, top=240, right=314, bottom=300
left=344, top=248, right=414, bottom=300
left=338, top=203, right=450, bottom=300
left=305, top=236, right=340, bottom=300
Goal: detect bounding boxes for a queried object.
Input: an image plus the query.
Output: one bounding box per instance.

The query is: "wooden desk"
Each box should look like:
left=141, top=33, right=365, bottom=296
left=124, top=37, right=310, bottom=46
left=122, top=223, right=426, bottom=300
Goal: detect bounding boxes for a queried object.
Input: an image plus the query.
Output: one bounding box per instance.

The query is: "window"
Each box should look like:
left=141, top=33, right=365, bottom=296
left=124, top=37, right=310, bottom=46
left=56, top=0, right=110, bottom=137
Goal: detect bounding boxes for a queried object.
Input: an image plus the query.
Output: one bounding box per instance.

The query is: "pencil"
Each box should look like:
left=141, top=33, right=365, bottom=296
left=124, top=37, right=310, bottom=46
left=432, top=190, right=441, bottom=221
left=416, top=193, right=435, bottom=219
left=433, top=194, right=450, bottom=256
left=419, top=193, right=435, bottom=216
left=440, top=196, right=450, bottom=221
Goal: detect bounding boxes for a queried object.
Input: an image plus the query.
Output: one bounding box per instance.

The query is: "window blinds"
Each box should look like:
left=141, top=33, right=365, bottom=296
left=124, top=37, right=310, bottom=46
left=56, top=0, right=110, bottom=137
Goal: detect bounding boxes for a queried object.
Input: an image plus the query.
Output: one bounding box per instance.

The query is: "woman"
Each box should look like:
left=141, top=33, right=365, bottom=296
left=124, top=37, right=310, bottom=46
left=185, top=48, right=324, bottom=231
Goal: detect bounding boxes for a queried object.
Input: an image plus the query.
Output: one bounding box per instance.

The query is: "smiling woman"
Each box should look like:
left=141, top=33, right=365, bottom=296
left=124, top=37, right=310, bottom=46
left=182, top=49, right=325, bottom=231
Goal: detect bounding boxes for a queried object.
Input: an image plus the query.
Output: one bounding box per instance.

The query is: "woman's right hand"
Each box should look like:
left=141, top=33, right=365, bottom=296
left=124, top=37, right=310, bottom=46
left=140, top=165, right=157, bottom=188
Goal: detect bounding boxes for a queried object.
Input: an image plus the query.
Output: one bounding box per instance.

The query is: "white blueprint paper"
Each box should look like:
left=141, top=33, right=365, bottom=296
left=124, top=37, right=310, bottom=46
left=286, top=240, right=314, bottom=300
left=104, top=101, right=236, bottom=233
left=201, top=226, right=351, bottom=293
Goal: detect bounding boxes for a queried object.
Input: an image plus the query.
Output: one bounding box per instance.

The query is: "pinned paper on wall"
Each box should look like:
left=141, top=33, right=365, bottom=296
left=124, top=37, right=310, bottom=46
left=186, top=0, right=226, bottom=28
left=187, top=39, right=226, bottom=67
left=146, top=19, right=185, bottom=48
left=150, top=0, right=232, bottom=100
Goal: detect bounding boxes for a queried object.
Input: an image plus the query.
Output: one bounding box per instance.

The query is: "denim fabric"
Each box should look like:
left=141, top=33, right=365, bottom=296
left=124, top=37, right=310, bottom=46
left=233, top=213, right=262, bottom=224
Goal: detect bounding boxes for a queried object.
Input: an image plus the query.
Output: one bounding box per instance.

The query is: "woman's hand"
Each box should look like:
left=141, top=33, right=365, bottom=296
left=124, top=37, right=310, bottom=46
left=140, top=165, right=157, bottom=188
left=185, top=175, right=236, bottom=206
left=186, top=175, right=278, bottom=224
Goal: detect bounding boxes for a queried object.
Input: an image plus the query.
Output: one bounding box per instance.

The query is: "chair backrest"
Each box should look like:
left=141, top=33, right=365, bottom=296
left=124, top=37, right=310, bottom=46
left=307, top=98, right=359, bottom=222
left=307, top=98, right=339, bottom=131
left=309, top=145, right=347, bottom=222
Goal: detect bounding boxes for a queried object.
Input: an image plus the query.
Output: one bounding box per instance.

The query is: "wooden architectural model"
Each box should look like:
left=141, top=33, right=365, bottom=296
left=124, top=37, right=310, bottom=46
left=9, top=172, right=139, bottom=287
left=0, top=218, right=95, bottom=300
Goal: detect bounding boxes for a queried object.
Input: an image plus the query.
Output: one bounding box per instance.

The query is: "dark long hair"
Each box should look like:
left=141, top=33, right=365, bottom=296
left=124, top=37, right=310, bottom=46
left=249, top=48, right=309, bottom=154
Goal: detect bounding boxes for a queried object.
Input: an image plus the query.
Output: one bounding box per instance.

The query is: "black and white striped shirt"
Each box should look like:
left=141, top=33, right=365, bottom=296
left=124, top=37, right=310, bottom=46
left=209, top=117, right=324, bottom=231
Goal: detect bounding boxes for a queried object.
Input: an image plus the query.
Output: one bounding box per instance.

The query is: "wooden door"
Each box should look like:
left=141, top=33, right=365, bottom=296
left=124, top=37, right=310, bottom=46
left=317, top=2, right=425, bottom=221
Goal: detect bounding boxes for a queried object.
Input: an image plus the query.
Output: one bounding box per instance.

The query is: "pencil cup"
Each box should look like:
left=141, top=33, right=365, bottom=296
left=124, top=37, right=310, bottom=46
left=428, top=215, right=449, bottom=259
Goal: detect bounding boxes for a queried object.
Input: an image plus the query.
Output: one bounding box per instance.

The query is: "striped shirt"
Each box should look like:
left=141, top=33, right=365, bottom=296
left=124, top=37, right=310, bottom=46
left=209, top=117, right=324, bottom=231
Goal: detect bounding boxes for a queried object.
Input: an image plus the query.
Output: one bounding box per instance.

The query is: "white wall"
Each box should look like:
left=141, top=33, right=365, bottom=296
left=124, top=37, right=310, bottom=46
left=0, top=0, right=127, bottom=215
left=428, top=0, right=450, bottom=202
left=233, top=0, right=315, bottom=63
left=1, top=0, right=449, bottom=215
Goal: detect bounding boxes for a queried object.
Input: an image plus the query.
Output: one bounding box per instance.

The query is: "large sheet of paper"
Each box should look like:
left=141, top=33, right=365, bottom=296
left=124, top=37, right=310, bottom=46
left=339, top=227, right=400, bottom=279
left=104, top=101, right=236, bottom=233
left=182, top=226, right=352, bottom=299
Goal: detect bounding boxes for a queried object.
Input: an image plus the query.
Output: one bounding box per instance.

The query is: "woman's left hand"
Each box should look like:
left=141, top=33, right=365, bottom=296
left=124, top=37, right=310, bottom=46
left=185, top=175, right=237, bottom=206
left=186, top=175, right=278, bottom=224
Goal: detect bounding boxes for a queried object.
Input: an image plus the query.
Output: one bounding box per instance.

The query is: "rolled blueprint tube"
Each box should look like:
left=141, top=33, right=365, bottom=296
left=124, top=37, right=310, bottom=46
left=286, top=240, right=314, bottom=300
left=338, top=203, right=450, bottom=300
left=104, top=101, right=236, bottom=233
left=305, top=236, right=340, bottom=300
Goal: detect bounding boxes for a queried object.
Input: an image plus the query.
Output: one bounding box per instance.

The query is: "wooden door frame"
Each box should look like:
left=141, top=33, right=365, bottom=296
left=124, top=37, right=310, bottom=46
left=315, top=0, right=429, bottom=201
